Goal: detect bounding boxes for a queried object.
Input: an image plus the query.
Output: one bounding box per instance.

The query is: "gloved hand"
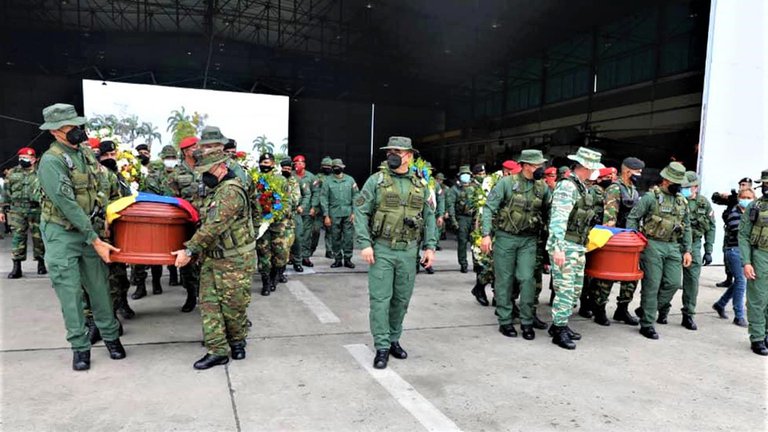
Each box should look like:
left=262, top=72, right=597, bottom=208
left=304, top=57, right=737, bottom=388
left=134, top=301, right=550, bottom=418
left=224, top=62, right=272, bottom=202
left=703, top=252, right=713, bottom=266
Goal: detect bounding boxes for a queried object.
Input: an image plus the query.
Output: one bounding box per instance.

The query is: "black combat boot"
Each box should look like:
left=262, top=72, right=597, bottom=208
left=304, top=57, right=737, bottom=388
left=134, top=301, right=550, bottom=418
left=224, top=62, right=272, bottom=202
left=716, top=275, right=732, bottom=288
left=260, top=273, right=271, bottom=296
left=194, top=353, right=229, bottom=370
left=712, top=303, right=729, bottom=320
left=86, top=316, right=101, bottom=345
left=656, top=311, right=668, bottom=325
left=471, top=281, right=489, bottom=306
left=593, top=305, right=611, bottom=326
left=344, top=258, right=356, bottom=269
left=521, top=324, right=535, bottom=340
left=151, top=266, right=163, bottom=295
left=751, top=341, right=768, bottom=356
left=639, top=326, right=659, bottom=340
left=325, top=250, right=334, bottom=259
left=425, top=265, right=435, bottom=274
left=230, top=340, right=247, bottom=360
left=7, top=260, right=21, bottom=279
left=131, top=282, right=147, bottom=300
left=373, top=349, right=389, bottom=369
left=532, top=307, right=548, bottom=329
left=302, top=258, right=314, bottom=267
left=578, top=292, right=594, bottom=319
left=293, top=261, right=304, bottom=272
left=168, top=266, right=180, bottom=286
left=330, top=258, right=343, bottom=268
left=460, top=264, right=468, bottom=273
left=118, top=289, right=136, bottom=319
left=104, top=339, right=127, bottom=360
left=36, top=259, right=47, bottom=275
left=613, top=303, right=639, bottom=325
left=277, top=266, right=288, bottom=284
left=389, top=342, right=408, bottom=359
left=269, top=268, right=278, bottom=291
left=72, top=350, right=91, bottom=371
left=181, top=285, right=197, bottom=313
left=499, top=323, right=518, bottom=337
left=681, top=313, right=698, bottom=331
left=550, top=325, right=576, bottom=350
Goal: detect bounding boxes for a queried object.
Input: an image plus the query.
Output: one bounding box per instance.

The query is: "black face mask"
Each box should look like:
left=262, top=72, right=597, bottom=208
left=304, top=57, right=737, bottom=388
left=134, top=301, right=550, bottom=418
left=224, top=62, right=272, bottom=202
left=100, top=158, right=117, bottom=172
left=762, top=185, right=768, bottom=197
left=630, top=174, right=641, bottom=185
left=65, top=127, right=88, bottom=146
left=386, top=154, right=402, bottom=170
left=533, top=167, right=545, bottom=181
left=321, top=167, right=332, bottom=175
left=259, top=165, right=273, bottom=173
left=19, top=159, right=32, bottom=169
left=138, top=154, right=150, bottom=166
left=598, top=179, right=613, bottom=189
left=282, top=170, right=292, bottom=178
left=668, top=184, right=681, bottom=195
left=332, top=167, right=343, bottom=175
left=202, top=172, right=220, bottom=189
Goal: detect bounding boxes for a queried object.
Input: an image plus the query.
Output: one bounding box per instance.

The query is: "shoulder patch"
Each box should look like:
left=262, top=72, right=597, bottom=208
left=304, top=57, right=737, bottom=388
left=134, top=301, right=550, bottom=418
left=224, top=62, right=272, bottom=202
left=354, top=193, right=366, bottom=207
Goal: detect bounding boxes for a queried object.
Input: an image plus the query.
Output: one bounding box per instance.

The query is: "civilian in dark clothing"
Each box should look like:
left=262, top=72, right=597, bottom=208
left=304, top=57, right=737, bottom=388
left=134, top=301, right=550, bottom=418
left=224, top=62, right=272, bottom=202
left=712, top=177, right=754, bottom=287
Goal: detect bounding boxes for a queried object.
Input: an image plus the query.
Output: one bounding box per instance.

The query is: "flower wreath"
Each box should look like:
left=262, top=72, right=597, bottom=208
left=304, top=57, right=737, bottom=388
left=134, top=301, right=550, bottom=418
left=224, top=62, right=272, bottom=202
left=250, top=170, right=285, bottom=221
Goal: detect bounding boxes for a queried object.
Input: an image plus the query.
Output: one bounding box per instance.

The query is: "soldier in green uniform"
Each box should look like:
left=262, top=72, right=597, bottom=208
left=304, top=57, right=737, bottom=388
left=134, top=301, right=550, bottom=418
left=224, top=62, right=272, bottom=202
left=256, top=153, right=289, bottom=296
left=321, top=158, right=359, bottom=268
left=280, top=158, right=305, bottom=279
left=354, top=136, right=437, bottom=369
left=172, top=148, right=256, bottom=369
left=481, top=150, right=551, bottom=340
left=36, top=103, right=126, bottom=371
left=546, top=147, right=603, bottom=349
left=591, top=157, right=645, bottom=325
left=311, top=157, right=334, bottom=258
left=447, top=165, right=476, bottom=273
left=292, top=155, right=316, bottom=269
left=1, top=147, right=46, bottom=278
left=672, top=171, right=715, bottom=330
left=627, top=161, right=693, bottom=340
left=740, top=170, right=768, bottom=355
left=166, top=136, right=203, bottom=313
left=434, top=173, right=448, bottom=250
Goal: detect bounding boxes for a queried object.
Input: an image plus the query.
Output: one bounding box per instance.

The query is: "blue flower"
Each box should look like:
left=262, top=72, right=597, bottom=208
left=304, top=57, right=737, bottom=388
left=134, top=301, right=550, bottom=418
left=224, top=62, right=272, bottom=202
left=264, top=213, right=273, bottom=220
left=273, top=192, right=281, bottom=200
left=274, top=203, right=283, bottom=211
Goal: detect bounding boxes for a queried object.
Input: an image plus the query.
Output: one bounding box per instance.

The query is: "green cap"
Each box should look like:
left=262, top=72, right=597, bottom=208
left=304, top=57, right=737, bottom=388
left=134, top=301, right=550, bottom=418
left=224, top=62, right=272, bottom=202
left=436, top=173, right=445, bottom=180
left=159, top=145, right=177, bottom=159
left=683, top=171, right=699, bottom=187
left=458, top=165, right=471, bottom=175
left=198, top=126, right=228, bottom=146
left=321, top=157, right=333, bottom=166
left=194, top=148, right=229, bottom=173
left=39, top=103, right=86, bottom=131
left=660, top=162, right=687, bottom=184
left=761, top=170, right=768, bottom=184
left=332, top=158, right=345, bottom=168
left=518, top=149, right=547, bottom=165
left=567, top=147, right=602, bottom=170
left=380, top=136, right=416, bottom=152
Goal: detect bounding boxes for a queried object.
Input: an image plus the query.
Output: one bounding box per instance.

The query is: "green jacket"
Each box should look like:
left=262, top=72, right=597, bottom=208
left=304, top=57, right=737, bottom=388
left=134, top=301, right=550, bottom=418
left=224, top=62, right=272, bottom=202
left=739, top=196, right=768, bottom=265
left=143, top=165, right=174, bottom=196
left=435, top=183, right=446, bottom=216
left=626, top=187, right=692, bottom=252
left=482, top=173, right=551, bottom=237
left=297, top=170, right=315, bottom=212
left=688, top=194, right=716, bottom=254
left=311, top=172, right=328, bottom=213
left=320, top=173, right=359, bottom=218
left=447, top=183, right=479, bottom=219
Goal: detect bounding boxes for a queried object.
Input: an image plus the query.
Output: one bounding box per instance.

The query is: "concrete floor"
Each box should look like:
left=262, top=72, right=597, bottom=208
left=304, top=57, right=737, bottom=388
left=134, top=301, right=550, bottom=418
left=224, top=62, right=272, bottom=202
left=0, top=235, right=766, bottom=432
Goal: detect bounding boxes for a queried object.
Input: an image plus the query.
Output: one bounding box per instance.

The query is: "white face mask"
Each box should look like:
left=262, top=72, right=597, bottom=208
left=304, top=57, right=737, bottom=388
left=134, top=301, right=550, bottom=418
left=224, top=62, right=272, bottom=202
left=163, top=159, right=178, bottom=169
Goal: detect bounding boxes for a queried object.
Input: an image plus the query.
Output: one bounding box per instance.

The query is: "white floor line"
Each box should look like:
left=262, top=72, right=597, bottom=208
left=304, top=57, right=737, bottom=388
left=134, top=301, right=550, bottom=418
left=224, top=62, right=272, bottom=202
left=344, top=344, right=463, bottom=432
left=286, top=280, right=341, bottom=324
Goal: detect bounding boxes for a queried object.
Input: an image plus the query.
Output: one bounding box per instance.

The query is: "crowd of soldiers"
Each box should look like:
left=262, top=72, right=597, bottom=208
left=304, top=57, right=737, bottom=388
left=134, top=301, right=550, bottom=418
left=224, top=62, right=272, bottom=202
left=4, top=102, right=768, bottom=372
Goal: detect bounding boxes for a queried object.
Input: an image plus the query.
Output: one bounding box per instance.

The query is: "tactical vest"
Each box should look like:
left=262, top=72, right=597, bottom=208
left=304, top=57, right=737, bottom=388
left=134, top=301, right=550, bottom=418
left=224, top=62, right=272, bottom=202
left=748, top=197, right=768, bottom=251
left=641, top=188, right=688, bottom=242
left=616, top=181, right=639, bottom=228
left=454, top=186, right=475, bottom=216
left=563, top=177, right=598, bottom=245
left=201, top=179, right=256, bottom=259
left=589, top=185, right=605, bottom=226
left=41, top=143, right=101, bottom=230
left=496, top=174, right=546, bottom=235
left=370, top=170, right=426, bottom=244
left=6, top=167, right=40, bottom=207
left=689, top=196, right=712, bottom=240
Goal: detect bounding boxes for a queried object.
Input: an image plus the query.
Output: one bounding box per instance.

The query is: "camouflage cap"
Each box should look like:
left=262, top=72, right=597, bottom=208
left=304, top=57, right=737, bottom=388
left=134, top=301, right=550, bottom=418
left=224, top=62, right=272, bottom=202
left=332, top=158, right=345, bottom=168
left=567, top=147, right=602, bottom=170
left=458, top=165, right=471, bottom=175
left=518, top=149, right=547, bottom=165
left=159, top=145, right=178, bottom=159
left=198, top=126, right=228, bottom=146
left=660, top=162, right=687, bottom=184
left=321, top=156, right=333, bottom=166
left=683, top=171, right=699, bottom=187
left=380, top=136, right=416, bottom=152
left=194, top=148, right=228, bottom=173
left=39, top=103, right=86, bottom=131
left=436, top=172, right=446, bottom=180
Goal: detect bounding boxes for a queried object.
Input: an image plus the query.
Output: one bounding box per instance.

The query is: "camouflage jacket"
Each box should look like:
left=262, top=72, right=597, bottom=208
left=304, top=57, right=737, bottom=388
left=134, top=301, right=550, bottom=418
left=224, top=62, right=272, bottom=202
left=185, top=176, right=252, bottom=256
left=546, top=174, right=587, bottom=253
left=1, top=165, right=41, bottom=208
left=166, top=160, right=202, bottom=210
left=602, top=178, right=639, bottom=228
left=143, top=164, right=174, bottom=196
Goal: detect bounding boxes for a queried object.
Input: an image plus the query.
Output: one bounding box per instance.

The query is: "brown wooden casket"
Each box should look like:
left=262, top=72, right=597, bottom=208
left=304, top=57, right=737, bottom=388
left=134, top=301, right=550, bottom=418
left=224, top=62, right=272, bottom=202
left=110, top=202, right=194, bottom=265
left=585, top=231, right=647, bottom=281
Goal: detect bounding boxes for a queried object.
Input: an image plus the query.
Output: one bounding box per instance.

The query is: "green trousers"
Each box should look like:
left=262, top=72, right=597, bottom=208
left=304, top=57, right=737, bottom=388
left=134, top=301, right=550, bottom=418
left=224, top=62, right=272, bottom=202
left=9, top=208, right=45, bottom=261
left=747, top=249, right=768, bottom=342
left=298, top=214, right=314, bottom=260
left=41, top=221, right=119, bottom=351
left=679, top=237, right=703, bottom=316
left=456, top=215, right=473, bottom=267
left=368, top=241, right=418, bottom=349
left=639, top=239, right=683, bottom=328
left=330, top=215, right=354, bottom=260
left=310, top=211, right=329, bottom=256
left=551, top=241, right=586, bottom=326
left=493, top=232, right=537, bottom=325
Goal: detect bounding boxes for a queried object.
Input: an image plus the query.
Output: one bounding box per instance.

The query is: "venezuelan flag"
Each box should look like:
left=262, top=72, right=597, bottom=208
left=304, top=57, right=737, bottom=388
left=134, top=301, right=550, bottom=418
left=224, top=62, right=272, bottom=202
left=587, top=225, right=637, bottom=252
left=106, top=192, right=199, bottom=224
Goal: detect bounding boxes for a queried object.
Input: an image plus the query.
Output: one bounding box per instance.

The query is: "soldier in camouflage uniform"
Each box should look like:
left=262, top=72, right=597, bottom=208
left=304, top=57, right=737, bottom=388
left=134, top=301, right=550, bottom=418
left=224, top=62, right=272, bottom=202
left=172, top=148, right=256, bottom=370
left=591, top=157, right=645, bottom=325
left=321, top=158, right=359, bottom=268
left=740, top=170, right=768, bottom=355
left=447, top=165, right=477, bottom=273
left=627, top=162, right=693, bottom=340
left=291, top=155, right=316, bottom=269
left=1, top=147, right=46, bottom=278
left=546, top=147, right=603, bottom=349
left=482, top=151, right=551, bottom=340
left=670, top=171, right=715, bottom=331
left=311, top=157, right=334, bottom=258
left=280, top=158, right=305, bottom=280
left=256, top=153, right=289, bottom=296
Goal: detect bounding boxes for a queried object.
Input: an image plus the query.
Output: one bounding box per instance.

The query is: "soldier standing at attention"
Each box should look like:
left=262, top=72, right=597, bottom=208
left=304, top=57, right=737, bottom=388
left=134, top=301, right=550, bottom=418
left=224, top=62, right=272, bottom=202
left=673, top=171, right=715, bottom=331
left=255, top=153, right=288, bottom=296
left=738, top=170, right=768, bottom=356
left=280, top=158, right=304, bottom=280
left=321, top=158, right=358, bottom=269
left=172, top=149, right=256, bottom=369
left=627, top=162, right=692, bottom=340
left=311, top=157, right=334, bottom=259
left=1, top=147, right=46, bottom=278
left=292, top=155, right=316, bottom=269
left=36, top=103, right=125, bottom=371
left=546, top=147, right=603, bottom=349
left=447, top=165, right=475, bottom=273
left=481, top=150, right=550, bottom=340
left=354, top=136, right=436, bottom=369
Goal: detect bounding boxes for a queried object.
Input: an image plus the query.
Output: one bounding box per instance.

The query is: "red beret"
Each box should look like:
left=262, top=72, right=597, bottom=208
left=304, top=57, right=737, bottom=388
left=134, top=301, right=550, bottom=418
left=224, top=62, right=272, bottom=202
left=502, top=160, right=521, bottom=173
left=599, top=167, right=615, bottom=178
left=87, top=137, right=101, bottom=150
left=544, top=167, right=557, bottom=175
left=293, top=155, right=306, bottom=163
left=17, top=147, right=36, bottom=157
left=179, top=136, right=199, bottom=150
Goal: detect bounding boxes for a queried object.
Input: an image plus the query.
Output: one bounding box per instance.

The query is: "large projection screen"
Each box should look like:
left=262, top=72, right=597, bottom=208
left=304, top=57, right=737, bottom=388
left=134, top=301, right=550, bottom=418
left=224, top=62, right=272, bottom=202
left=82, top=80, right=289, bottom=158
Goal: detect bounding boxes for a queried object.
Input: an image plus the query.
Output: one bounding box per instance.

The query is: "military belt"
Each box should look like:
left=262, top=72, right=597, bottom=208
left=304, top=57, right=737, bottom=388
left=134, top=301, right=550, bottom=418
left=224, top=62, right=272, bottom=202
left=205, top=241, right=256, bottom=259
left=10, top=202, right=40, bottom=209
left=375, top=238, right=419, bottom=251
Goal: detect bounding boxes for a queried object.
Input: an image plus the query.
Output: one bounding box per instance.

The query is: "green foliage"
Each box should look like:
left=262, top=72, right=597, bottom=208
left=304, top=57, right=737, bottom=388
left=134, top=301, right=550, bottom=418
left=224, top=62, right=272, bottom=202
left=87, top=114, right=161, bottom=147
left=166, top=107, right=208, bottom=147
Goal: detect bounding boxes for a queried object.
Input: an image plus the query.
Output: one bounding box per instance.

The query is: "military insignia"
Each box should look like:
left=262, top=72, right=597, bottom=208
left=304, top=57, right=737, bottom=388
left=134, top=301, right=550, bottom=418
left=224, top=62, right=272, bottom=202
left=60, top=183, right=74, bottom=199
left=354, top=194, right=366, bottom=207
left=487, top=190, right=497, bottom=201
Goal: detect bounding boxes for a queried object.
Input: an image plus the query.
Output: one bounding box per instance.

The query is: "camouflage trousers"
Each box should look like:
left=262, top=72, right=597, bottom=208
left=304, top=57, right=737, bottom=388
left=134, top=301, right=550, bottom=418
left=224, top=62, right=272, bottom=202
left=84, top=263, right=130, bottom=318
left=8, top=208, right=44, bottom=261
left=592, top=279, right=638, bottom=306
left=472, top=246, right=495, bottom=286
left=199, top=251, right=255, bottom=356
left=550, top=242, right=586, bottom=326
left=285, top=216, right=296, bottom=250
left=257, top=221, right=289, bottom=272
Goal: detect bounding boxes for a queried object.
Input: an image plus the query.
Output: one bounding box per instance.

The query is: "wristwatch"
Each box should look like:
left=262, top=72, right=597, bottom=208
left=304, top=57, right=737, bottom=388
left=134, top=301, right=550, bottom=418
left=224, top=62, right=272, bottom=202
left=184, top=248, right=193, bottom=257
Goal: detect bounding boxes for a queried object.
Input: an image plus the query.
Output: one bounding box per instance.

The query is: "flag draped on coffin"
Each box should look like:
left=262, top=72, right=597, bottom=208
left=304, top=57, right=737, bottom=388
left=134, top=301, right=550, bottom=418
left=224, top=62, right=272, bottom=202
left=106, top=192, right=199, bottom=224
left=586, top=225, right=639, bottom=253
